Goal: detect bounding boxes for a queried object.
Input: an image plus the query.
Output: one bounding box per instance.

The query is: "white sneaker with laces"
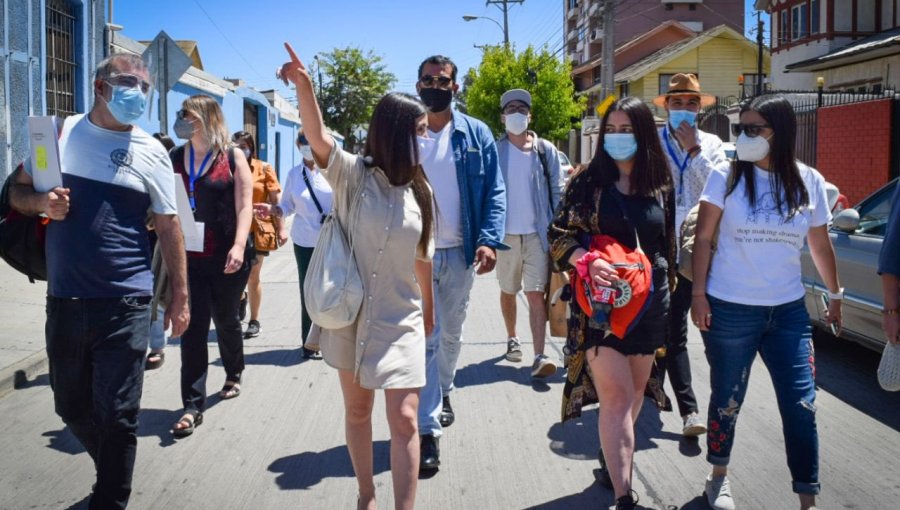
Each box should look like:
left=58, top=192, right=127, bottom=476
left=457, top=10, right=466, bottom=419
left=705, top=474, right=736, bottom=510
left=682, top=412, right=707, bottom=436
left=531, top=354, right=557, bottom=378
left=506, top=337, right=523, bottom=362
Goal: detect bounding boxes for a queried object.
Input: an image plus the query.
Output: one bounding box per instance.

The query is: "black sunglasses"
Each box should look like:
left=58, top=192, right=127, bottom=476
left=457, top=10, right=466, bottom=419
left=731, top=123, right=770, bottom=137
left=297, top=135, right=309, bottom=145
left=419, top=75, right=452, bottom=88
left=176, top=109, right=191, bottom=120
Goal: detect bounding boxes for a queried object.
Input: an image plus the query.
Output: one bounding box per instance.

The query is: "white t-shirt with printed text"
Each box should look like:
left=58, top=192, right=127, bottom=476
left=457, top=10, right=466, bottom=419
left=701, top=162, right=831, bottom=306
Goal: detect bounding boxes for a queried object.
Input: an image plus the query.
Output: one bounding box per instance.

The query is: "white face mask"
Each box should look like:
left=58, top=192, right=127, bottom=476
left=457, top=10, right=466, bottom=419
left=242, top=148, right=252, bottom=160
left=416, top=135, right=436, bottom=164
left=299, top=145, right=313, bottom=161
left=735, top=132, right=771, bottom=162
left=504, top=112, right=529, bottom=135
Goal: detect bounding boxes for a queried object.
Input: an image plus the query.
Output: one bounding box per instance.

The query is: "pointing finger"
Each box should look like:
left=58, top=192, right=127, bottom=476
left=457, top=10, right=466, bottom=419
left=284, top=42, right=301, bottom=65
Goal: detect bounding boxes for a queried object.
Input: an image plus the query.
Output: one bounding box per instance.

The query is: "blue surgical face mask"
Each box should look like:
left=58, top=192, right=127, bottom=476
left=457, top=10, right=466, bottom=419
left=668, top=109, right=697, bottom=130
left=104, top=84, right=147, bottom=125
left=604, top=133, right=638, bottom=161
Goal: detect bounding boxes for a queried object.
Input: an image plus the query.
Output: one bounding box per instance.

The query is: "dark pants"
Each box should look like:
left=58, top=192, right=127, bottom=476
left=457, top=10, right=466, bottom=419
left=293, top=244, right=315, bottom=342
left=660, top=273, right=700, bottom=416
left=46, top=295, right=151, bottom=510
left=180, top=258, right=251, bottom=412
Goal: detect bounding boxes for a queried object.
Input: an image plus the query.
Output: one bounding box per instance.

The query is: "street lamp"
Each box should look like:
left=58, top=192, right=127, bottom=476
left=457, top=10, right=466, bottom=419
left=462, top=15, right=507, bottom=46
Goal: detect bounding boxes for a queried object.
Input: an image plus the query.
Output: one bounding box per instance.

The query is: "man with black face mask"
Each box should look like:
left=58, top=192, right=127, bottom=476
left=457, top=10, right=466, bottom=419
left=8, top=53, right=189, bottom=509
left=415, top=55, right=507, bottom=473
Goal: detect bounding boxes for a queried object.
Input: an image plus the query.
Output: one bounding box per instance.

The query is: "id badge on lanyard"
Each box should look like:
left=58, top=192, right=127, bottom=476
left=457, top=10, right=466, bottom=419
left=663, top=127, right=690, bottom=207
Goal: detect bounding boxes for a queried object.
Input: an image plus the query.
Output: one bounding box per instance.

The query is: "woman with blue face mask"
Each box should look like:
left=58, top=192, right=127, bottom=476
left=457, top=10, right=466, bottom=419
left=548, top=97, right=675, bottom=510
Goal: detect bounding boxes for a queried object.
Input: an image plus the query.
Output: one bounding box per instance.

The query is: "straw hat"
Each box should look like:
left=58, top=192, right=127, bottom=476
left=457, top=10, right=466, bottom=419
left=653, top=73, right=715, bottom=107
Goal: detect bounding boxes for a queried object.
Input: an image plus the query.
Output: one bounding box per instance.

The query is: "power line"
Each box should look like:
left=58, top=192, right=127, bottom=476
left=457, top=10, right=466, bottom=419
left=190, top=0, right=275, bottom=89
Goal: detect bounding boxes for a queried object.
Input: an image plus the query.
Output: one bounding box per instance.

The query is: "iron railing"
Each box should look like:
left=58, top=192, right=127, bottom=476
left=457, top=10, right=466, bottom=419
left=46, top=0, right=77, bottom=118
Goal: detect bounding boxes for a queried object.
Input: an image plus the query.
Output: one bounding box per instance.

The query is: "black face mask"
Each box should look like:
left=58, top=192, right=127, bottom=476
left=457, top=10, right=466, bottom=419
left=419, top=87, right=453, bottom=113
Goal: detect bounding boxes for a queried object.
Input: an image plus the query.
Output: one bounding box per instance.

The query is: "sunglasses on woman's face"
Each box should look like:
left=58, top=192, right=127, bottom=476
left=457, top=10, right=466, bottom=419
left=176, top=109, right=195, bottom=121
left=731, top=123, right=770, bottom=137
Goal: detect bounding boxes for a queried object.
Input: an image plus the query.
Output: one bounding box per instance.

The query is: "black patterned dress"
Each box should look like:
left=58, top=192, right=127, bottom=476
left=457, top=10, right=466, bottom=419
left=548, top=170, right=676, bottom=422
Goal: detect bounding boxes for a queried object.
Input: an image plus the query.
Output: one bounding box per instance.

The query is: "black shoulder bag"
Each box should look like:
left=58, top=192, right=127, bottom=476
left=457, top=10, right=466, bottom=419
left=302, top=166, right=327, bottom=224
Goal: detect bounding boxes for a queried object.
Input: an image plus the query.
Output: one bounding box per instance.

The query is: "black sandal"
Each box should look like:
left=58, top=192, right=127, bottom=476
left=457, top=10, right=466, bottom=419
left=172, top=411, right=203, bottom=437
left=219, top=381, right=242, bottom=399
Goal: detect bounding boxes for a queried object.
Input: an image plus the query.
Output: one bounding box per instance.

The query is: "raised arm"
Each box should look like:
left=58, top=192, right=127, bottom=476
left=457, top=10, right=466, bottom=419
left=278, top=43, right=334, bottom=167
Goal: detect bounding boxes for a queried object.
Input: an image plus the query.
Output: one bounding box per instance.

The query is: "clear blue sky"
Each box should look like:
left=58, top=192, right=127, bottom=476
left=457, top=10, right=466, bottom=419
left=114, top=0, right=768, bottom=99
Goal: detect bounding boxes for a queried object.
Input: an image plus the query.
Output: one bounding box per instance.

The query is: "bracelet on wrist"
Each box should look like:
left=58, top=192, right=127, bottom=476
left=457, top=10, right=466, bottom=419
left=883, top=307, right=900, bottom=316
left=826, top=288, right=844, bottom=300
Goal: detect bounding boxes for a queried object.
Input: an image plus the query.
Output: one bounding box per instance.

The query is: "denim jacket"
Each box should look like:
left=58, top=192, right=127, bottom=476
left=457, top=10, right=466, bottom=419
left=496, top=131, right=562, bottom=252
left=449, top=110, right=508, bottom=266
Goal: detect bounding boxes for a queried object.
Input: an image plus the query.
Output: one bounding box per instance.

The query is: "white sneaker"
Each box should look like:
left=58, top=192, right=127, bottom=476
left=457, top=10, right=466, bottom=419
left=505, top=337, right=523, bottom=362
left=682, top=412, right=707, bottom=436
left=705, top=474, right=735, bottom=510
left=531, top=354, right=557, bottom=378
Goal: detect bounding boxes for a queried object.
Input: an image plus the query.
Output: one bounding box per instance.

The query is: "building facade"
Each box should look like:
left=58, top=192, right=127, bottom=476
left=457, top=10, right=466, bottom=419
left=1, top=0, right=106, bottom=181
left=759, top=0, right=900, bottom=89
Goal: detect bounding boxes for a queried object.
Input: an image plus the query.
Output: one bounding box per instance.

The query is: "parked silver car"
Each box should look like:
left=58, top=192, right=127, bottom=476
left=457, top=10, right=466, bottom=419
left=801, top=178, right=898, bottom=350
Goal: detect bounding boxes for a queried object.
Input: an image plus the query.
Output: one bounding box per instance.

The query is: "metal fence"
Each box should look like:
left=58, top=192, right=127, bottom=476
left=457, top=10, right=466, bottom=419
left=698, top=89, right=897, bottom=168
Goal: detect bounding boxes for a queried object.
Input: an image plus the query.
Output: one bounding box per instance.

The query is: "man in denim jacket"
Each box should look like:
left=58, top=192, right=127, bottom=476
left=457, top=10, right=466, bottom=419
left=494, top=89, right=562, bottom=379
left=415, top=55, right=507, bottom=473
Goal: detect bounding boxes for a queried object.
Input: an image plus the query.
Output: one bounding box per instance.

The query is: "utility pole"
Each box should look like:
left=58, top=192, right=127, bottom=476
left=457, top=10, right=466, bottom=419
left=600, top=0, right=616, bottom=100
left=485, top=0, right=524, bottom=47
left=756, top=10, right=764, bottom=96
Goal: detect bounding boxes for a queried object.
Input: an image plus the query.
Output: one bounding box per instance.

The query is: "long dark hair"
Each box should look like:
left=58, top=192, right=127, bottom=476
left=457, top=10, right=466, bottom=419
left=577, top=96, right=671, bottom=203
left=729, top=95, right=808, bottom=216
left=364, top=92, right=434, bottom=253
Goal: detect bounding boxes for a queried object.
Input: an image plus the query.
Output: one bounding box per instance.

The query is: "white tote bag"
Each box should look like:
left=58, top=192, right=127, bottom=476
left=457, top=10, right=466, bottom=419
left=303, top=171, right=366, bottom=330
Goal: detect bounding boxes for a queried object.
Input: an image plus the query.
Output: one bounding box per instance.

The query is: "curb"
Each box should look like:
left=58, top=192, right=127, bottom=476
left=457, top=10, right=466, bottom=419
left=0, top=350, right=49, bottom=400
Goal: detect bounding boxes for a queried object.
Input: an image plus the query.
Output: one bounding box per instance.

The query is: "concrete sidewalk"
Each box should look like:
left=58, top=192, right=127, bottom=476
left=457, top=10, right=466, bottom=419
left=0, top=260, right=50, bottom=398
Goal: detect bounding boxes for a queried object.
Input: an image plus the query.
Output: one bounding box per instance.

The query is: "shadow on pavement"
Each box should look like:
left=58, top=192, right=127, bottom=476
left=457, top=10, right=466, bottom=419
left=674, top=495, right=708, bottom=509
left=454, top=356, right=566, bottom=389
left=812, top=330, right=900, bottom=431
left=635, top=404, right=687, bottom=453
left=546, top=413, right=599, bottom=461
left=14, top=371, right=50, bottom=389
left=41, top=427, right=85, bottom=455
left=524, top=480, right=609, bottom=509
left=62, top=494, right=90, bottom=510
left=268, top=440, right=390, bottom=490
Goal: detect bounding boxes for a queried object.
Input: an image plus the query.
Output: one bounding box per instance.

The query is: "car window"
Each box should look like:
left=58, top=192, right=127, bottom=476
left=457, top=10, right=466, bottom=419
left=558, top=153, right=571, bottom=166
left=856, top=183, right=896, bottom=237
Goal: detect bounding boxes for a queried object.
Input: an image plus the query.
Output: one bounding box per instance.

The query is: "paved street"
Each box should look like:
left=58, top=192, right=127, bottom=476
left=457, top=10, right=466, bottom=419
left=0, top=245, right=899, bottom=510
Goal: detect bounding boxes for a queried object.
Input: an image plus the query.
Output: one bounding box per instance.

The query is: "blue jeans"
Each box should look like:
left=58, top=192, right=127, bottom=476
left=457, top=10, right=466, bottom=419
left=419, top=247, right=475, bottom=437
left=701, top=295, right=820, bottom=495
left=45, top=295, right=151, bottom=509
left=149, top=305, right=167, bottom=351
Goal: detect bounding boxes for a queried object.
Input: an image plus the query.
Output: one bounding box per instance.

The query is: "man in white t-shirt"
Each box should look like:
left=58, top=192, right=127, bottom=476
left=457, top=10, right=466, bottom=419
left=9, top=53, right=189, bottom=509
left=416, top=55, right=507, bottom=473
left=494, top=89, right=562, bottom=379
left=654, top=73, right=730, bottom=437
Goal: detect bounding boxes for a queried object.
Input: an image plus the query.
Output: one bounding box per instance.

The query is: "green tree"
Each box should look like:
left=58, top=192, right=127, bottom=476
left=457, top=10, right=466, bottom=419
left=465, top=45, right=585, bottom=141
left=315, top=47, right=395, bottom=150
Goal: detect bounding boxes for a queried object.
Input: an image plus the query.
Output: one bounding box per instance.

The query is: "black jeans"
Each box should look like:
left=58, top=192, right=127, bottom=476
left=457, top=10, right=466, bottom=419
left=661, top=273, right=700, bottom=416
left=293, top=244, right=315, bottom=342
left=46, top=295, right=151, bottom=510
left=181, top=258, right=251, bottom=412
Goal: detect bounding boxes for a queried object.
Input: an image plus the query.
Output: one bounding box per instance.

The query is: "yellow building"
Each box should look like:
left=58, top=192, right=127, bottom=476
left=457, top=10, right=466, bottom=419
left=578, top=24, right=770, bottom=161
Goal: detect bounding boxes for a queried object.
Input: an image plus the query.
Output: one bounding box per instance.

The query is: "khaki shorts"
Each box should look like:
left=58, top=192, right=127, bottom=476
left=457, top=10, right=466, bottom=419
left=496, top=233, right=549, bottom=294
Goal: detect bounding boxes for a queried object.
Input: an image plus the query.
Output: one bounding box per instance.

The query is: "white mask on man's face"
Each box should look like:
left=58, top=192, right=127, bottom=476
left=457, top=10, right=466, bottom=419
left=504, top=112, right=529, bottom=135
left=299, top=145, right=313, bottom=161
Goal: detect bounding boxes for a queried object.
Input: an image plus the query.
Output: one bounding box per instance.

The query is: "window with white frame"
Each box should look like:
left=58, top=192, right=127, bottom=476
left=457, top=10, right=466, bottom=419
left=791, top=2, right=809, bottom=41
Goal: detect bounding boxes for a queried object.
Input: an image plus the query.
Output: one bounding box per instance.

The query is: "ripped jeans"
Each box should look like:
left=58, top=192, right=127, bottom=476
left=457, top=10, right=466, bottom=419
left=701, top=295, right=820, bottom=495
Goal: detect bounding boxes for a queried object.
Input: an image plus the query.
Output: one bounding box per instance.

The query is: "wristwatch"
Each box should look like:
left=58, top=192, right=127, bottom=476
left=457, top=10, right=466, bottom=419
left=826, top=288, right=844, bottom=300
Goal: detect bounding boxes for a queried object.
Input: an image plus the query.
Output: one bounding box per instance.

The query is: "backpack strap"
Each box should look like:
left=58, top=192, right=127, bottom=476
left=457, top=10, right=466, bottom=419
left=302, top=166, right=326, bottom=223
left=227, top=147, right=236, bottom=174
left=535, top=137, right=553, bottom=210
